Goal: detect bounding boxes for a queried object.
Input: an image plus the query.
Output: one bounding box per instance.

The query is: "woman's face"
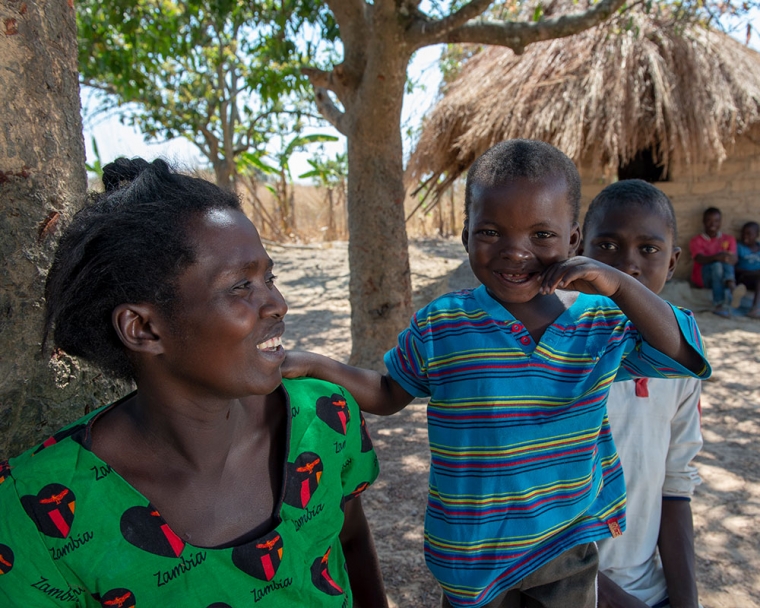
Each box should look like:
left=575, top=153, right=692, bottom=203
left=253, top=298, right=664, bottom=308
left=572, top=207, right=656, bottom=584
left=158, top=208, right=288, bottom=399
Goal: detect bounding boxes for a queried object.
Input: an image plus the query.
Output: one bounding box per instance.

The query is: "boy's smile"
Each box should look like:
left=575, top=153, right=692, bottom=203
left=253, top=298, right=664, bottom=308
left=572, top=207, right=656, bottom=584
left=463, top=176, right=580, bottom=308
left=583, top=206, right=680, bottom=295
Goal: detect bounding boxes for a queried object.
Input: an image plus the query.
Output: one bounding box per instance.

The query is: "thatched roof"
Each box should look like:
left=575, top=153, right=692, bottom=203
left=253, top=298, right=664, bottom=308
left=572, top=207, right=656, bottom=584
left=408, top=10, right=760, bottom=197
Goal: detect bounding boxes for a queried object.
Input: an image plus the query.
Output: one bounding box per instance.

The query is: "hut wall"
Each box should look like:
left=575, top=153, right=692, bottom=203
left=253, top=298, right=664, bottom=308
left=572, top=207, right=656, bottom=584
left=579, top=133, right=760, bottom=282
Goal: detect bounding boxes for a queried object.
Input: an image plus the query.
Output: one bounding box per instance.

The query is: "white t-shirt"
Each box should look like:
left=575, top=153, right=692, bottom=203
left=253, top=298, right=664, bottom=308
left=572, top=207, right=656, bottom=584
left=598, top=377, right=702, bottom=606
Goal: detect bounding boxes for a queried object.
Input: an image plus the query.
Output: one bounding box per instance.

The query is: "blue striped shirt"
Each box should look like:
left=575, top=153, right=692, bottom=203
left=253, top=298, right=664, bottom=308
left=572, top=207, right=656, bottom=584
left=384, top=286, right=709, bottom=608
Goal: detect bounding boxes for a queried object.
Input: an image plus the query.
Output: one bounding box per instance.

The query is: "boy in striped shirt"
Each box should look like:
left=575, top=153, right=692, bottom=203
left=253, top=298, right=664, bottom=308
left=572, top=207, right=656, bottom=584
left=285, top=140, right=710, bottom=608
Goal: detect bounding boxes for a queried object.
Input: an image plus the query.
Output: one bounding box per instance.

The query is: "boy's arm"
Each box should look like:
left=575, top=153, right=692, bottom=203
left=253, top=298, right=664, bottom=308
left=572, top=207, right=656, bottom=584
left=340, top=496, right=389, bottom=608
left=283, top=350, right=414, bottom=415
left=659, top=378, right=702, bottom=608
left=610, top=272, right=704, bottom=372
left=658, top=499, right=699, bottom=608
left=541, top=257, right=706, bottom=373
left=694, top=251, right=734, bottom=264
left=597, top=572, right=649, bottom=608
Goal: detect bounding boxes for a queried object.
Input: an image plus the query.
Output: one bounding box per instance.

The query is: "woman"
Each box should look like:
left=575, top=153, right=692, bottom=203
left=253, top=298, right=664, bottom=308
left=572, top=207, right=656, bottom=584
left=0, top=158, right=387, bottom=607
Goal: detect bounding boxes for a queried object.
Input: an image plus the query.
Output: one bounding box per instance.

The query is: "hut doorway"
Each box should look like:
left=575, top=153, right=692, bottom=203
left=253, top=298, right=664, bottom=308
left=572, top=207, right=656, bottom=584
left=618, top=149, right=670, bottom=183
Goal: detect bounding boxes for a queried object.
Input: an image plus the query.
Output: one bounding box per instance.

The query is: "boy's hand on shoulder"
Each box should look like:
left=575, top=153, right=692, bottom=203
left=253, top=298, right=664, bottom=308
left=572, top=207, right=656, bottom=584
left=281, top=350, right=316, bottom=378
left=540, top=256, right=624, bottom=298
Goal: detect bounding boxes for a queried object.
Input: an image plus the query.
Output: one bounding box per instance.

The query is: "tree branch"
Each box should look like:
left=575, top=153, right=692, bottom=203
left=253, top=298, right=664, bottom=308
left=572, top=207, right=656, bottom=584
left=407, top=0, right=492, bottom=43
left=326, top=0, right=366, bottom=29
left=325, top=0, right=368, bottom=88
left=302, top=66, right=352, bottom=108
left=302, top=67, right=334, bottom=91
left=80, top=78, right=118, bottom=96
left=415, top=0, right=628, bottom=53
left=312, top=87, right=347, bottom=135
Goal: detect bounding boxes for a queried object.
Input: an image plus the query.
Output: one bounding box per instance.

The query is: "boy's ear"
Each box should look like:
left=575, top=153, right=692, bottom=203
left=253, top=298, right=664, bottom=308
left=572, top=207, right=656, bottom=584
left=112, top=303, right=166, bottom=356
left=577, top=237, right=585, bottom=257
left=568, top=222, right=582, bottom=256
left=461, top=220, right=470, bottom=253
left=667, top=246, right=682, bottom=280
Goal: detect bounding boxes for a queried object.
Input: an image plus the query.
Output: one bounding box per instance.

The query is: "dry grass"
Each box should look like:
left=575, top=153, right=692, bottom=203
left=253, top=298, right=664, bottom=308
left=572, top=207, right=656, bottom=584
left=238, top=181, right=467, bottom=243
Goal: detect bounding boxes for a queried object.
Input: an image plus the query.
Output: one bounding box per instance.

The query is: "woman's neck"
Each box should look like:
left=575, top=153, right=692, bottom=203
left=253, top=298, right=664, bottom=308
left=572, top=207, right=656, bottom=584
left=105, top=376, right=282, bottom=475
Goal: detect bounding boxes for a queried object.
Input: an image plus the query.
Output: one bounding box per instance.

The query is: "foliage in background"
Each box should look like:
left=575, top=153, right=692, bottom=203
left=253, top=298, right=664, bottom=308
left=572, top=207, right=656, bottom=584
left=77, top=0, right=336, bottom=188
left=84, top=136, right=104, bottom=179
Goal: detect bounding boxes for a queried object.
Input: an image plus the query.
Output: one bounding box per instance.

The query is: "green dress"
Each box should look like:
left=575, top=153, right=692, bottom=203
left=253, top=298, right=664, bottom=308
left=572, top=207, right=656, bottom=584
left=0, top=377, right=379, bottom=607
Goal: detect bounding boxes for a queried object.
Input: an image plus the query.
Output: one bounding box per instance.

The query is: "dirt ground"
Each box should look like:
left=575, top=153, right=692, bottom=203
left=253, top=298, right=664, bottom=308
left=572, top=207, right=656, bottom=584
left=271, top=237, right=760, bottom=608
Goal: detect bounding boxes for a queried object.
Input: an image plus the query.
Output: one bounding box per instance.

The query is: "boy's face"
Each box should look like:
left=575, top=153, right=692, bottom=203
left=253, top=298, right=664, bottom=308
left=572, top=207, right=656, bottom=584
left=703, top=211, right=721, bottom=238
left=462, top=175, right=580, bottom=307
left=741, top=224, right=758, bottom=246
left=583, top=205, right=680, bottom=295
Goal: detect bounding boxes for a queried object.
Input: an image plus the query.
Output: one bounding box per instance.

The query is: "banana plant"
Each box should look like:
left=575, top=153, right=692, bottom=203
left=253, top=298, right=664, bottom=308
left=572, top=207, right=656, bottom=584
left=299, top=149, right=347, bottom=240
left=238, top=132, right=338, bottom=237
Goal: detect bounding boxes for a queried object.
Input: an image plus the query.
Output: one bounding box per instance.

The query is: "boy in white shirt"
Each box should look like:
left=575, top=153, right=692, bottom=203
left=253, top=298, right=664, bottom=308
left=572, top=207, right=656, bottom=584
left=583, top=179, right=702, bottom=608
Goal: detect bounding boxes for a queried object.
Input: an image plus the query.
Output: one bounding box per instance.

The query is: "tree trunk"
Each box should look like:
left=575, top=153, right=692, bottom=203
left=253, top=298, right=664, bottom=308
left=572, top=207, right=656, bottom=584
left=345, top=43, right=413, bottom=369
left=212, top=157, right=235, bottom=190
left=437, top=195, right=444, bottom=236
left=0, top=0, right=125, bottom=458
left=325, top=187, right=336, bottom=241
left=449, top=185, right=457, bottom=238
left=288, top=189, right=296, bottom=233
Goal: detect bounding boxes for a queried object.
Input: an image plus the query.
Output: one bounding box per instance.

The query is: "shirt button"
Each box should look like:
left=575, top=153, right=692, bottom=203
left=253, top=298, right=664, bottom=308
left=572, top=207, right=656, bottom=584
left=511, top=324, right=523, bottom=333
left=520, top=336, right=531, bottom=345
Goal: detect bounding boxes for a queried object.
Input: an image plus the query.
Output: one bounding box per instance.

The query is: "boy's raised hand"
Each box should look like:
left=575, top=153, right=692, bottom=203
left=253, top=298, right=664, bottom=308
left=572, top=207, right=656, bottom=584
left=541, top=256, right=705, bottom=374
left=539, top=256, right=625, bottom=297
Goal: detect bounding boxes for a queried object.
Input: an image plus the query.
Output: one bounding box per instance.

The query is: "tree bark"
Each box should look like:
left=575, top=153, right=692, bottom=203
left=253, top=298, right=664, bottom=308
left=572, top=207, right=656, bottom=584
left=0, top=0, right=125, bottom=458
left=342, top=21, right=414, bottom=369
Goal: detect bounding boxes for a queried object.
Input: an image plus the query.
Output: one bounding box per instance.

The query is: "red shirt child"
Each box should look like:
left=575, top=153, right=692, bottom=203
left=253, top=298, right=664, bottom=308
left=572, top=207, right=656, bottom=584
left=689, top=230, right=737, bottom=288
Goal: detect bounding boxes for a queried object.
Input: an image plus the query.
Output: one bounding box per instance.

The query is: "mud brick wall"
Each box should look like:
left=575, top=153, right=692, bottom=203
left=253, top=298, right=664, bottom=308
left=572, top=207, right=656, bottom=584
left=579, top=135, right=760, bottom=281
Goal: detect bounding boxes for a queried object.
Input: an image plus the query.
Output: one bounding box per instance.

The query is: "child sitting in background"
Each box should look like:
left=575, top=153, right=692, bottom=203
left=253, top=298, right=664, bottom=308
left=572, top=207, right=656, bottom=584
left=583, top=180, right=702, bottom=608
left=688, top=207, right=745, bottom=316
left=285, top=140, right=710, bottom=608
left=736, top=221, right=760, bottom=319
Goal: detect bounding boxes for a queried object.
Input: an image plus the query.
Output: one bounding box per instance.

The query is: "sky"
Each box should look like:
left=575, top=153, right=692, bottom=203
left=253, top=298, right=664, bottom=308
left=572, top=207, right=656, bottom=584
left=81, top=9, right=760, bottom=181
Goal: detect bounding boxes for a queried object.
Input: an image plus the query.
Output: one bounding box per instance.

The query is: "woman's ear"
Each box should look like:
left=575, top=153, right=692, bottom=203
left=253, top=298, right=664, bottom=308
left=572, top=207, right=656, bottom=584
left=112, top=304, right=165, bottom=355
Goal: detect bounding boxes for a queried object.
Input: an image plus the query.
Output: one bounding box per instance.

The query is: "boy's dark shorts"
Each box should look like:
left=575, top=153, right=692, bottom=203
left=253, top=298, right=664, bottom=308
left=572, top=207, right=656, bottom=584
left=737, top=270, right=758, bottom=291
left=441, top=542, right=598, bottom=608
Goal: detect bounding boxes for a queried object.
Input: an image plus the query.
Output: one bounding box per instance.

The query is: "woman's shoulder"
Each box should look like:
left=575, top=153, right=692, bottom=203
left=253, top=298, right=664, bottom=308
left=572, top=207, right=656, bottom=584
left=282, top=377, right=361, bottom=427
left=282, top=377, right=356, bottom=406
left=1, top=398, right=126, bottom=492
left=282, top=378, right=375, bottom=457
